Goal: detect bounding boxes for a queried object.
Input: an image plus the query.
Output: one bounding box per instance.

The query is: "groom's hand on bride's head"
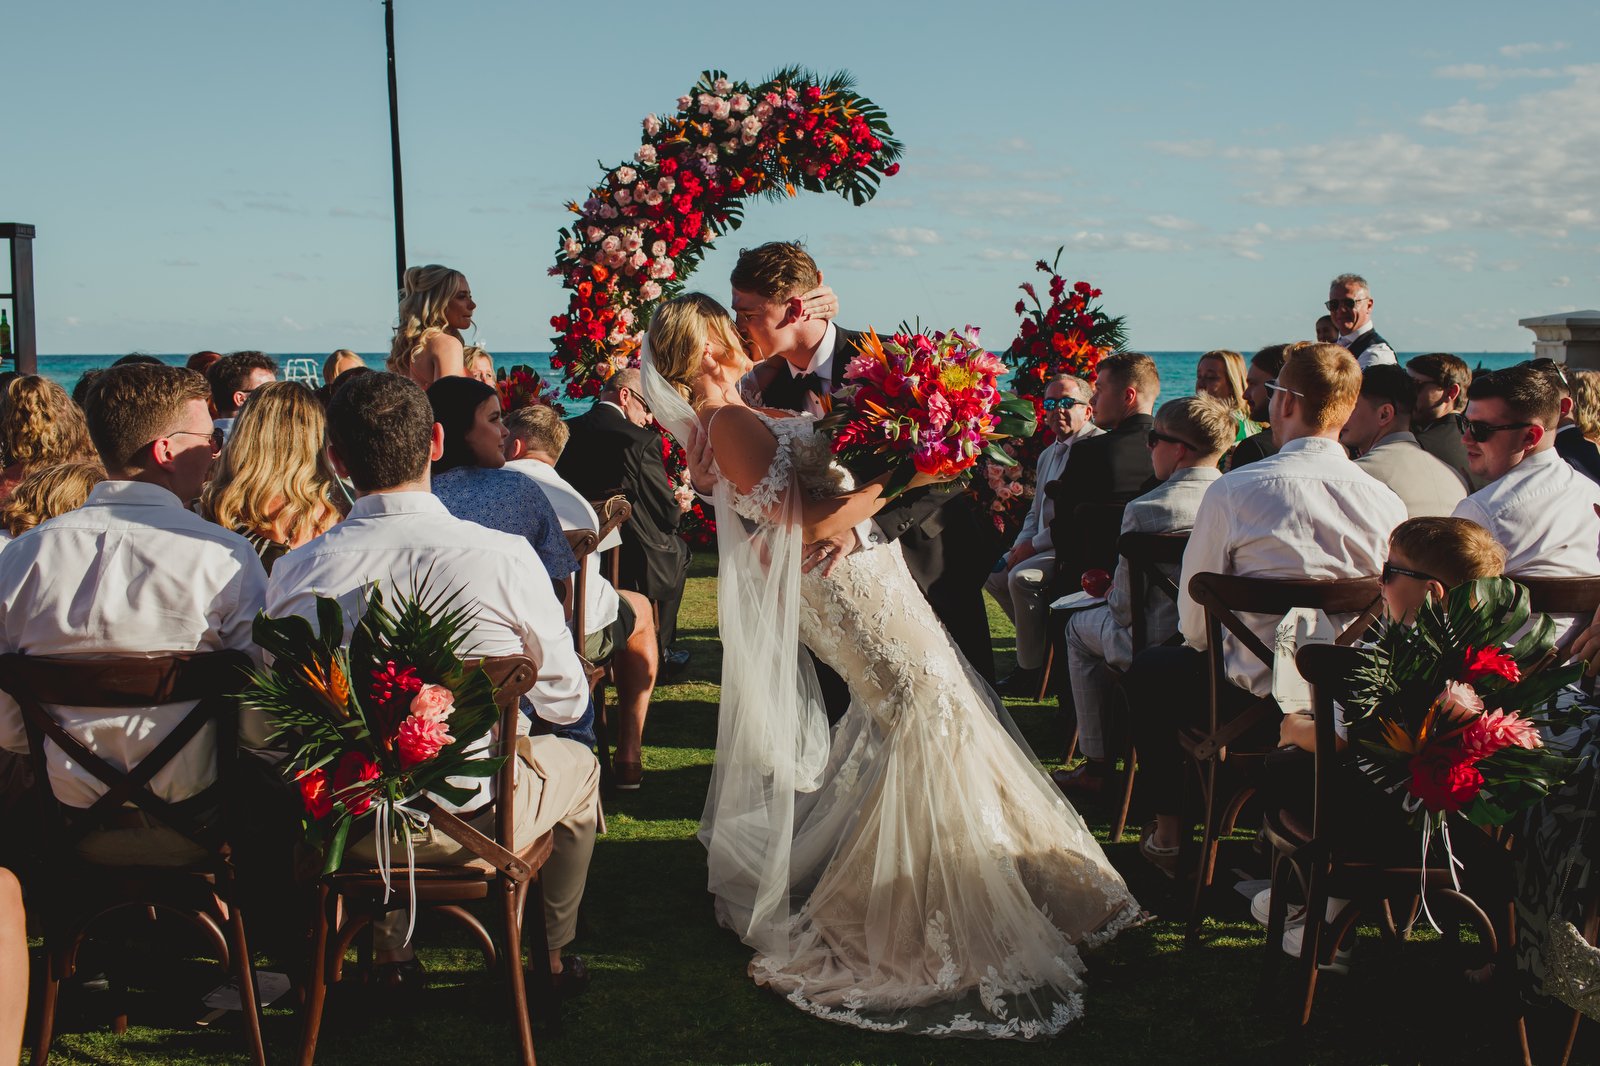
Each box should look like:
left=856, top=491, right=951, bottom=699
left=802, top=528, right=858, bottom=578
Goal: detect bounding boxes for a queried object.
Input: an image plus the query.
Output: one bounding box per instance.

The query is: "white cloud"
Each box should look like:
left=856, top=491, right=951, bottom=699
left=1433, top=63, right=1569, bottom=84
left=1146, top=214, right=1199, bottom=231
left=1552, top=275, right=1572, bottom=287
left=1500, top=41, right=1569, bottom=59
left=881, top=226, right=943, bottom=245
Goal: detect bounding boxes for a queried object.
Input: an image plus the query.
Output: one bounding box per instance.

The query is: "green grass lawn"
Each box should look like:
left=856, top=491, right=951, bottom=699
left=30, top=553, right=1588, bottom=1064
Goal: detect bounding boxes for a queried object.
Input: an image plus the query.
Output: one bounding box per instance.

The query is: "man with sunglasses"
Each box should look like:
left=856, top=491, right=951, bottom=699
left=1451, top=363, right=1600, bottom=591
left=1326, top=273, right=1396, bottom=368
left=986, top=375, right=1100, bottom=696
left=0, top=363, right=270, bottom=863
left=1405, top=352, right=1479, bottom=489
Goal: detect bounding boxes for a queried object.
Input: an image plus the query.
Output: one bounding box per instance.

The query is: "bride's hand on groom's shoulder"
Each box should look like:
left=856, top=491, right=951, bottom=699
left=687, top=424, right=718, bottom=495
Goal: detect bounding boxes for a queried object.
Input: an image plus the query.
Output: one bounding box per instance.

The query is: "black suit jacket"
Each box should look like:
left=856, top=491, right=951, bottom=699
left=1557, top=424, right=1600, bottom=486
left=1046, top=413, right=1157, bottom=587
left=1228, top=427, right=1278, bottom=471
left=1413, top=414, right=1484, bottom=490
left=556, top=402, right=689, bottom=600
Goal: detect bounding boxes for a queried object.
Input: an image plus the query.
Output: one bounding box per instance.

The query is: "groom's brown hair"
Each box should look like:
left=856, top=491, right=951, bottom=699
left=730, top=242, right=821, bottom=302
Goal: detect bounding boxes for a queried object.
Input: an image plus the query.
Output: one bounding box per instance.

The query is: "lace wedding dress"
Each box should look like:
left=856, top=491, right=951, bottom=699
left=699, top=409, right=1140, bottom=1040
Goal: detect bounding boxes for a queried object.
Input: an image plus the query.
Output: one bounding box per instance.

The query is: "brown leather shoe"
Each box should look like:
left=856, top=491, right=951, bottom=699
left=1051, top=763, right=1107, bottom=795
left=614, top=760, right=643, bottom=790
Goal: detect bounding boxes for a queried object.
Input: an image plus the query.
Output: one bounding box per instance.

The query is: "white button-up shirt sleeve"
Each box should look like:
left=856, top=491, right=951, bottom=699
left=1178, top=476, right=1233, bottom=651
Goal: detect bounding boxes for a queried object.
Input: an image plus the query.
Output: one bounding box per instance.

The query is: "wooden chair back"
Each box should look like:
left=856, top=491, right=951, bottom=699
left=1117, top=530, right=1190, bottom=656
left=1521, top=575, right=1600, bottom=668
left=0, top=651, right=253, bottom=855
left=563, top=528, right=601, bottom=660
left=590, top=494, right=632, bottom=589
left=456, top=655, right=540, bottom=879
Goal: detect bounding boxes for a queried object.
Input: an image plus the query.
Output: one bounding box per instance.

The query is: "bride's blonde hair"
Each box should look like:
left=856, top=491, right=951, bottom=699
left=647, top=293, right=746, bottom=406
left=388, top=264, right=466, bottom=377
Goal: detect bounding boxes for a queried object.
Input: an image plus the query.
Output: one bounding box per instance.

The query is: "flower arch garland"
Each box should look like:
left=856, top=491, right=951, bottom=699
left=548, top=68, right=904, bottom=399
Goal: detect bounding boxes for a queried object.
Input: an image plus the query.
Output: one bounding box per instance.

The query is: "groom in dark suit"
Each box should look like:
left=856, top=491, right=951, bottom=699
left=558, top=367, right=691, bottom=660
left=730, top=243, right=996, bottom=694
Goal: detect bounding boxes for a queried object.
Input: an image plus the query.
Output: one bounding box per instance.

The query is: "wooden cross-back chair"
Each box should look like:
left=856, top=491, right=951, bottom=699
left=296, top=655, right=557, bottom=1066
left=0, top=650, right=265, bottom=1066
left=583, top=493, right=633, bottom=788
left=1182, top=572, right=1384, bottom=945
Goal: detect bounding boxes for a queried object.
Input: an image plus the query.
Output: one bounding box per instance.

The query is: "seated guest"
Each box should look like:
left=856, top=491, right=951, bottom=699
left=198, top=381, right=345, bottom=572
left=206, top=351, right=278, bottom=442
left=425, top=377, right=577, bottom=587
left=985, top=374, right=1101, bottom=695
left=0, top=375, right=97, bottom=502
left=186, top=350, right=223, bottom=374
left=1126, top=342, right=1406, bottom=874
left=1054, top=395, right=1232, bottom=793
left=1223, top=344, right=1286, bottom=471
left=1528, top=358, right=1600, bottom=485
left=1046, top=351, right=1161, bottom=594
left=0, top=363, right=269, bottom=863
left=322, top=348, right=364, bottom=384
left=0, top=460, right=105, bottom=546
left=463, top=346, right=497, bottom=387
left=503, top=405, right=660, bottom=790
left=558, top=368, right=691, bottom=664
left=1405, top=352, right=1478, bottom=488
left=266, top=371, right=596, bottom=987
left=1451, top=364, right=1600, bottom=628
left=1193, top=349, right=1261, bottom=451
left=1340, top=364, right=1468, bottom=518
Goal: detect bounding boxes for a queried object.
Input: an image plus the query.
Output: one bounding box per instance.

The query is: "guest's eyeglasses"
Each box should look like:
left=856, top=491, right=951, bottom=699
left=1382, top=562, right=1439, bottom=586
left=1462, top=419, right=1533, bottom=443
left=1263, top=379, right=1304, bottom=398
left=1041, top=397, right=1085, bottom=412
left=162, top=428, right=225, bottom=456
left=1325, top=297, right=1368, bottom=312
left=1146, top=429, right=1196, bottom=450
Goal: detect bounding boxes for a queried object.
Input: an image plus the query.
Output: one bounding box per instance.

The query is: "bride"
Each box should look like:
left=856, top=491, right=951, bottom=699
left=641, top=293, right=1140, bottom=1040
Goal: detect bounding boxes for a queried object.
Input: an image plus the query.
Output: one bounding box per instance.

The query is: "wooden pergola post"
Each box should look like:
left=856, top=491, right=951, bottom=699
left=1, top=223, right=37, bottom=375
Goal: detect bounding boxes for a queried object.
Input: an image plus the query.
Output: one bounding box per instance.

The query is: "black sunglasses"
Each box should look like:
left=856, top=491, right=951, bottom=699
left=1041, top=396, right=1085, bottom=412
left=161, top=428, right=225, bottom=457
left=1325, top=297, right=1367, bottom=312
left=1147, top=429, right=1195, bottom=450
left=1462, top=419, right=1533, bottom=443
left=1382, top=562, right=1439, bottom=586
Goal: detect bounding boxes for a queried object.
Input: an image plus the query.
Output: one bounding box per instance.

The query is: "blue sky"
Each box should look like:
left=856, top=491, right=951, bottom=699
left=8, top=0, right=1597, bottom=355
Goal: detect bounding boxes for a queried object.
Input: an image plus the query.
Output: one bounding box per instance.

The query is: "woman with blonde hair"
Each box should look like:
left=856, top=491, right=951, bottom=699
left=0, top=460, right=106, bottom=544
left=198, top=380, right=345, bottom=571
left=1194, top=349, right=1262, bottom=462
left=387, top=264, right=476, bottom=387
left=463, top=345, right=496, bottom=386
left=0, top=376, right=97, bottom=503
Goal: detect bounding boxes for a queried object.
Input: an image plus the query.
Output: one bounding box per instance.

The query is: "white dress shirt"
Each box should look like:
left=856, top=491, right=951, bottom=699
left=266, top=492, right=589, bottom=812
left=1014, top=423, right=1105, bottom=554
left=1336, top=323, right=1397, bottom=368
left=786, top=321, right=839, bottom=419
left=506, top=457, right=622, bottom=634
left=0, top=480, right=268, bottom=808
left=1451, top=447, right=1600, bottom=577
left=1178, top=436, right=1407, bottom=696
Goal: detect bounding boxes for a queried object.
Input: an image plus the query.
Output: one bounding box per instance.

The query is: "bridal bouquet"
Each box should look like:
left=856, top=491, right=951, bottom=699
left=243, top=586, right=505, bottom=874
left=1345, top=578, right=1584, bottom=831
left=817, top=327, right=1036, bottom=499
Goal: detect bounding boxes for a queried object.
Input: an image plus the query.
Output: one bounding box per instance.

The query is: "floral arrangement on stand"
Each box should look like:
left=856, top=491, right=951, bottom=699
left=817, top=327, right=1035, bottom=498
left=1347, top=577, right=1584, bottom=833
left=243, top=587, right=505, bottom=878
left=973, top=250, right=1128, bottom=538
left=496, top=364, right=566, bottom=415
left=548, top=67, right=902, bottom=548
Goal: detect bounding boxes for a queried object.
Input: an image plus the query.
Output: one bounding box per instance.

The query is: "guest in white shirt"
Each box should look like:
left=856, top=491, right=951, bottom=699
left=1126, top=343, right=1406, bottom=872
left=1451, top=364, right=1600, bottom=633
left=0, top=363, right=268, bottom=865
left=1340, top=364, right=1468, bottom=518
left=265, top=372, right=597, bottom=986
left=984, top=375, right=1100, bottom=695
left=1326, top=273, right=1396, bottom=368
left=503, top=404, right=659, bottom=790
left=1054, top=395, right=1232, bottom=794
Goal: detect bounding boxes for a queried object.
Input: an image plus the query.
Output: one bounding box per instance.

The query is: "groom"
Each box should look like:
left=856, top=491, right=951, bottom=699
left=729, top=242, right=997, bottom=690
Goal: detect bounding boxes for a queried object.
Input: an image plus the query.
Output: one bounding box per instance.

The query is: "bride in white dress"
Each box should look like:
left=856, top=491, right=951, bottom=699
left=640, top=294, right=1140, bottom=1040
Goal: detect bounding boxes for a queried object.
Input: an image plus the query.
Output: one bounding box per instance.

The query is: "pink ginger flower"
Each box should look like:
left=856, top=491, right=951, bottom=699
left=396, top=713, right=454, bottom=769
left=1458, top=710, right=1543, bottom=761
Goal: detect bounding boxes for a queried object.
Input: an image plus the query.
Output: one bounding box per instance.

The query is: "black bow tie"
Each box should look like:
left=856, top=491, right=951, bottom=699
left=795, top=370, right=824, bottom=395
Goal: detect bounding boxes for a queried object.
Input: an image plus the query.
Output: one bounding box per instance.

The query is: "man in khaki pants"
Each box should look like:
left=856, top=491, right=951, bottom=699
left=266, top=371, right=597, bottom=989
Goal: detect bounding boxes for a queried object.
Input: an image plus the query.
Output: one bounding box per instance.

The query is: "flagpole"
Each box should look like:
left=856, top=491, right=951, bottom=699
left=384, top=0, right=407, bottom=293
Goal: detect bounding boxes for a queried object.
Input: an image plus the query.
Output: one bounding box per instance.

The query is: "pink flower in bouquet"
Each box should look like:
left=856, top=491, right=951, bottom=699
left=1459, top=710, right=1543, bottom=760
left=635, top=144, right=657, bottom=165
left=397, top=713, right=455, bottom=769
left=298, top=767, right=332, bottom=820
left=923, top=389, right=952, bottom=430
left=370, top=661, right=423, bottom=705
left=1408, top=751, right=1484, bottom=814
left=409, top=683, right=455, bottom=723
left=643, top=114, right=661, bottom=136
left=332, top=751, right=381, bottom=816
left=1436, top=680, right=1485, bottom=721
left=676, top=94, right=693, bottom=110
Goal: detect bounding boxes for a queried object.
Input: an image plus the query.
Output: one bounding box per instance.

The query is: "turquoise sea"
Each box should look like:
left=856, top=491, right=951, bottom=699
left=20, top=350, right=1537, bottom=413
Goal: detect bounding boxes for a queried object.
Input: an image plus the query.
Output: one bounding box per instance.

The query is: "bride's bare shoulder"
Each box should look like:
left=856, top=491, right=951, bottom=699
left=706, top=405, right=779, bottom=493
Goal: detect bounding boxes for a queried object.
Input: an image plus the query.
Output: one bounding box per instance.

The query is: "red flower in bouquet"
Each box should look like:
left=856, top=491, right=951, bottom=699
left=819, top=327, right=1035, bottom=498
left=396, top=683, right=457, bottom=769
left=332, top=751, right=381, bottom=816
left=299, top=767, right=332, bottom=820
left=1407, top=750, right=1485, bottom=814
left=1461, top=645, right=1522, bottom=685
